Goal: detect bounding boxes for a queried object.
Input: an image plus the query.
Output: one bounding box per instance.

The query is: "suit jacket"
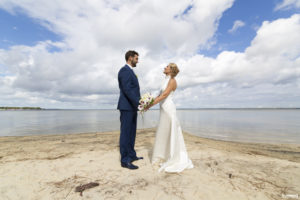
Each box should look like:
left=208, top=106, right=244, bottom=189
left=117, top=65, right=141, bottom=111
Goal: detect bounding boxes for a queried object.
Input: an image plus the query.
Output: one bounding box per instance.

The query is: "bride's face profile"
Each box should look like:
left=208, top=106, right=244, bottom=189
left=164, top=65, right=171, bottom=75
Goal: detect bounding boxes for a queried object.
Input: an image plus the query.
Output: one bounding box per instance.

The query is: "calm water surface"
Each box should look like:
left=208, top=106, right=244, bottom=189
left=0, top=109, right=299, bottom=144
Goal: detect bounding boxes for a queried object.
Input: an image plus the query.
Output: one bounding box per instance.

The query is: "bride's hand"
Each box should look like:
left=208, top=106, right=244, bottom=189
left=145, top=104, right=152, bottom=111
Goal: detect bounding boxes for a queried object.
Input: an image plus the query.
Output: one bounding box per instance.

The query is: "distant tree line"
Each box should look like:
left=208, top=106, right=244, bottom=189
left=0, top=107, right=42, bottom=110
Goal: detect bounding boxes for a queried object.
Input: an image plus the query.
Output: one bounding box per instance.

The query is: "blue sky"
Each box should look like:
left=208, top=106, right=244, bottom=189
left=0, top=0, right=299, bottom=108
left=0, top=10, right=61, bottom=49
left=200, top=0, right=299, bottom=57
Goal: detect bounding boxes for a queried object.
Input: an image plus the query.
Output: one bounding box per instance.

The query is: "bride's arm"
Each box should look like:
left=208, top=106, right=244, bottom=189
left=149, top=79, right=175, bottom=108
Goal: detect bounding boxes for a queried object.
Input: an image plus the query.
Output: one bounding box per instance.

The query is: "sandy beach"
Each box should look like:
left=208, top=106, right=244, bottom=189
left=0, top=128, right=300, bottom=200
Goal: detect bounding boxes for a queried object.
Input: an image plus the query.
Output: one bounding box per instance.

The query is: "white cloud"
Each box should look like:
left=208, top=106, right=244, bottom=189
left=275, top=0, right=300, bottom=10
left=169, top=14, right=300, bottom=108
left=0, top=1, right=300, bottom=108
left=0, top=0, right=234, bottom=108
left=228, top=20, right=245, bottom=33
left=0, top=0, right=234, bottom=55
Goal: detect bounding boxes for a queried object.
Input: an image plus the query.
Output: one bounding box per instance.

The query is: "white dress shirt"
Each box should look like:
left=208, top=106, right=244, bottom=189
left=126, top=63, right=136, bottom=74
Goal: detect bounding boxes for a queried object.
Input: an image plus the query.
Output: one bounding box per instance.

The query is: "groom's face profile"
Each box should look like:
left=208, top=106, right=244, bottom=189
left=130, top=55, right=139, bottom=67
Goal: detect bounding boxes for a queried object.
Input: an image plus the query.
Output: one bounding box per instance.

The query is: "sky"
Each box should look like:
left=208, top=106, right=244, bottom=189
left=0, top=0, right=300, bottom=109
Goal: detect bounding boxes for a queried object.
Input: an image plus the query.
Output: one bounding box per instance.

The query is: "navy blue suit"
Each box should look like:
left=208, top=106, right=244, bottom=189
left=117, top=64, right=141, bottom=163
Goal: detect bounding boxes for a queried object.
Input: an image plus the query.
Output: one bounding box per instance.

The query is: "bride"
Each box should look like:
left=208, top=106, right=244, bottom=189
left=147, top=63, right=194, bottom=173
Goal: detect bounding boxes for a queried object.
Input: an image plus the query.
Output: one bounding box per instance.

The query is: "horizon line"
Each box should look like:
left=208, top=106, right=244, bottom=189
left=33, top=107, right=300, bottom=110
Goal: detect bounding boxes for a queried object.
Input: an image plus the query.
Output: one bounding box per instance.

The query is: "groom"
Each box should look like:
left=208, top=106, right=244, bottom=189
left=117, top=50, right=143, bottom=170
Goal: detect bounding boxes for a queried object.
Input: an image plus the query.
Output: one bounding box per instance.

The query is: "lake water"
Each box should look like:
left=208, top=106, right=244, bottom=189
left=0, top=109, right=299, bottom=144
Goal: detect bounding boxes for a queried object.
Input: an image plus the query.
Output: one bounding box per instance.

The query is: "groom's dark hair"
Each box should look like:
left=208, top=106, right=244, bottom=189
left=125, top=50, right=139, bottom=61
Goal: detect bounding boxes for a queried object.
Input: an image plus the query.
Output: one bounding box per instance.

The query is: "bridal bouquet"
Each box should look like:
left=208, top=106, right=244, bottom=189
left=138, top=92, right=154, bottom=114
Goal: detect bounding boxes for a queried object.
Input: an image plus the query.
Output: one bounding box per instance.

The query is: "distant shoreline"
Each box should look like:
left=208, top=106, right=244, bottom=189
left=0, top=107, right=43, bottom=110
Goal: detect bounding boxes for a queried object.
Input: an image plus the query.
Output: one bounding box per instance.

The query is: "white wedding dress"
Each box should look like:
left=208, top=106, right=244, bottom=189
left=151, top=75, right=194, bottom=173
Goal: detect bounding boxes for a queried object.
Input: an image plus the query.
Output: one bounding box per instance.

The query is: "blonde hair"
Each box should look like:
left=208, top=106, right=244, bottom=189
left=169, top=63, right=180, bottom=77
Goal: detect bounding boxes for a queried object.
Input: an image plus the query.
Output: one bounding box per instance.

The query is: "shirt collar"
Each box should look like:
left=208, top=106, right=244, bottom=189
left=126, top=63, right=134, bottom=70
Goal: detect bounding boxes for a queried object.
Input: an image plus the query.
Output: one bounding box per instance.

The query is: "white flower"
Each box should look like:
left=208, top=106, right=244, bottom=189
left=138, top=93, right=154, bottom=113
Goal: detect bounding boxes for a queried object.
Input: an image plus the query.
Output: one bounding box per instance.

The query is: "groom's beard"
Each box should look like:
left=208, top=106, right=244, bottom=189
left=131, top=61, right=137, bottom=67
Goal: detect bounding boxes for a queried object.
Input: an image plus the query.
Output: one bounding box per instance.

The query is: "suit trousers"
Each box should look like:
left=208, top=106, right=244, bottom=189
left=119, top=110, right=137, bottom=163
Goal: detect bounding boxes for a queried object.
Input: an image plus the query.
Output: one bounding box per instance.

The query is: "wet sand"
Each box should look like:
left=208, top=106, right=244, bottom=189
left=0, top=128, right=299, bottom=200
